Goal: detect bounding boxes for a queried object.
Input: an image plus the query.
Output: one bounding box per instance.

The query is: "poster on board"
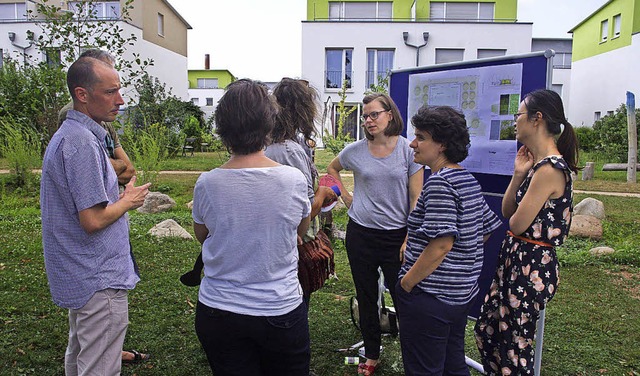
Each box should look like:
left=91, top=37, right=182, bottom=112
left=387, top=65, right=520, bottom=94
left=407, top=63, right=523, bottom=176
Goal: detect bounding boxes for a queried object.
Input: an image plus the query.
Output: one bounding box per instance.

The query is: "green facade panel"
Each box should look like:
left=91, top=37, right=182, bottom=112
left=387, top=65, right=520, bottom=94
left=572, top=0, right=636, bottom=61
left=187, top=70, right=235, bottom=89
left=307, top=0, right=516, bottom=21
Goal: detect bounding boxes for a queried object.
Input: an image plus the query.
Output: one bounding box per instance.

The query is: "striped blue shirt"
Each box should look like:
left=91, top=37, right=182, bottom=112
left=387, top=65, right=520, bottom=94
left=399, top=168, right=501, bottom=305
left=40, top=110, right=138, bottom=309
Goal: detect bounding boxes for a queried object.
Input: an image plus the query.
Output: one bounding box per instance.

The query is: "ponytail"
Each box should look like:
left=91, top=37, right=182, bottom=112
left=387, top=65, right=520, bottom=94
left=557, top=120, right=579, bottom=173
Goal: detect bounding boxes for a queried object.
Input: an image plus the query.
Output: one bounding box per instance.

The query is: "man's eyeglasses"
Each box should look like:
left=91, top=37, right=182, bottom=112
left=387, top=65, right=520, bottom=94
left=513, top=112, right=527, bottom=122
left=361, top=110, right=388, bottom=122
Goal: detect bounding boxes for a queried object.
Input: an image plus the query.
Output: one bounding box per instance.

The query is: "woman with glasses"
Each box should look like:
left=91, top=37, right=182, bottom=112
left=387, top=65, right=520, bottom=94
left=474, top=89, right=579, bottom=375
left=327, top=93, right=423, bottom=376
left=192, top=79, right=312, bottom=375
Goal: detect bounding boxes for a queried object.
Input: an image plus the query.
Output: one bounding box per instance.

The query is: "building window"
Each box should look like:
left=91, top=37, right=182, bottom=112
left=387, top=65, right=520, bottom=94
left=551, top=84, right=563, bottom=97
left=435, top=48, right=464, bottom=64
left=613, top=14, right=621, bottom=38
left=0, top=2, right=27, bottom=20
left=206, top=98, right=214, bottom=106
left=601, top=19, right=609, bottom=42
left=477, top=49, right=506, bottom=59
left=68, top=1, right=120, bottom=19
left=607, top=110, right=614, bottom=116
left=0, top=48, right=3, bottom=69
left=594, top=111, right=601, bottom=121
left=552, top=53, right=572, bottom=69
left=366, top=49, right=394, bottom=89
left=45, top=48, right=62, bottom=68
left=191, top=98, right=199, bottom=105
left=325, top=48, right=353, bottom=89
left=329, top=2, right=392, bottom=20
left=334, top=104, right=360, bottom=139
left=430, top=2, right=494, bottom=22
left=197, top=78, right=219, bottom=89
left=158, top=13, right=165, bottom=36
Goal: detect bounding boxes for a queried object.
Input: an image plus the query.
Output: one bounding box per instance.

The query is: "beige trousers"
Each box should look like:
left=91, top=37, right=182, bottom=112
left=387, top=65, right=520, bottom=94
left=65, top=289, right=129, bottom=376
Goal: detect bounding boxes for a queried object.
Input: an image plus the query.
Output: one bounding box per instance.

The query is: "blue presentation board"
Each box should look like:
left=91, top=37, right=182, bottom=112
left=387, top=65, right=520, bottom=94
left=389, top=51, right=553, bottom=318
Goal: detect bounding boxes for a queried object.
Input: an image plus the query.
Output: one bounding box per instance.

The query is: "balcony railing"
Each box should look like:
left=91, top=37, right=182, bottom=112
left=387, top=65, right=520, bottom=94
left=325, top=70, right=353, bottom=89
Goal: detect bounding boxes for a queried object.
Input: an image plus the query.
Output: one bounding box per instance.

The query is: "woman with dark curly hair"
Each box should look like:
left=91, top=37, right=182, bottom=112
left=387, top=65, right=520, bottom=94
left=474, top=89, right=578, bottom=375
left=396, top=106, right=502, bottom=375
left=192, top=79, right=311, bottom=375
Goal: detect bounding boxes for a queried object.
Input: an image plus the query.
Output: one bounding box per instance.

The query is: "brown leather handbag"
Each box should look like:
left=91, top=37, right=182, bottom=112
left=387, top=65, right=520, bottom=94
left=297, top=230, right=335, bottom=296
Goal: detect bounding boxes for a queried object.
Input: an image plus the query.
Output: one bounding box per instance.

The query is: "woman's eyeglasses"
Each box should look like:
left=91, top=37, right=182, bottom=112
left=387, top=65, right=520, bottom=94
left=361, top=110, right=388, bottom=122
left=513, top=112, right=527, bottom=122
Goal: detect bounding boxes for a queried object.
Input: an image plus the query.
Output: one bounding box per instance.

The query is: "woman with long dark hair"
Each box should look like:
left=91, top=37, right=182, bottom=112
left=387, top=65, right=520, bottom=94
left=474, top=89, right=579, bottom=375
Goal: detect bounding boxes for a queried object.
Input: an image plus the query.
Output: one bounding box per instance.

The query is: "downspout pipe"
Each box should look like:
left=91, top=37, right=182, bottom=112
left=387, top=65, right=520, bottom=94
left=403, top=31, right=429, bottom=67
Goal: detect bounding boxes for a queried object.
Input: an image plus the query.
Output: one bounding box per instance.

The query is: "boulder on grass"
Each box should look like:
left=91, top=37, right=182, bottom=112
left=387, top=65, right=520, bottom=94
left=137, top=192, right=176, bottom=214
left=573, top=197, right=605, bottom=220
left=569, top=214, right=603, bottom=240
left=589, top=246, right=615, bottom=257
left=148, top=219, right=193, bottom=240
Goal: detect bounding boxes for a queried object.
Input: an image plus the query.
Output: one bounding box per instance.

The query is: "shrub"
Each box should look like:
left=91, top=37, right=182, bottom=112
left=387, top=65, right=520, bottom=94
left=121, top=122, right=168, bottom=185
left=323, top=80, right=355, bottom=155
left=575, top=126, right=598, bottom=152
left=0, top=119, right=42, bottom=189
left=592, top=104, right=640, bottom=162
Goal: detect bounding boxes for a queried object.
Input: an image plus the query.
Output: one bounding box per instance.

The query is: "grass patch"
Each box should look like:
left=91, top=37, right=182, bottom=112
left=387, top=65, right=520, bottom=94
left=1, top=159, right=640, bottom=375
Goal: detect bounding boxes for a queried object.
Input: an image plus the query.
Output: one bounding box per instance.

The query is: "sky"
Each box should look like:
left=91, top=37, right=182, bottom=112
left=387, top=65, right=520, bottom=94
left=171, top=0, right=608, bottom=82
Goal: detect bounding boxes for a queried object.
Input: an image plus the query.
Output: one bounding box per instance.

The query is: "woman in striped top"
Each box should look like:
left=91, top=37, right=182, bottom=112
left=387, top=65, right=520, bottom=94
left=397, top=106, right=502, bottom=375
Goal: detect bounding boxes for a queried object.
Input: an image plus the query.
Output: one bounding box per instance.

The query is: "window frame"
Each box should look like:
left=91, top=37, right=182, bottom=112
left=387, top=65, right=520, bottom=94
left=67, top=1, right=120, bottom=19
left=366, top=48, right=394, bottom=89
left=197, top=78, right=219, bottom=89
left=206, top=98, right=214, bottom=106
left=613, top=14, right=621, bottom=38
left=435, top=48, right=465, bottom=64
left=429, top=2, right=494, bottom=22
left=325, top=48, right=353, bottom=89
left=0, top=2, right=27, bottom=20
left=328, top=1, right=392, bottom=20
left=600, top=19, right=609, bottom=42
left=157, top=12, right=165, bottom=37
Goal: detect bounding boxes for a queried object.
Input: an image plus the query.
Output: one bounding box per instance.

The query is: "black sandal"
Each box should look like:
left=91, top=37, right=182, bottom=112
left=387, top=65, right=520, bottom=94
left=122, top=350, right=151, bottom=364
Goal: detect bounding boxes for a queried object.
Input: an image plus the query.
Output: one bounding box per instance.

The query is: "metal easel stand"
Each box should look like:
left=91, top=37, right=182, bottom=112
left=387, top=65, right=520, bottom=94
left=465, top=308, right=545, bottom=376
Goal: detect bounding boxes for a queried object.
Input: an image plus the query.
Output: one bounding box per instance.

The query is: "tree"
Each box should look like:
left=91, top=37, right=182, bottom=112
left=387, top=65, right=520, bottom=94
left=592, top=104, right=640, bottom=162
left=27, top=0, right=153, bottom=87
left=323, top=80, right=356, bottom=155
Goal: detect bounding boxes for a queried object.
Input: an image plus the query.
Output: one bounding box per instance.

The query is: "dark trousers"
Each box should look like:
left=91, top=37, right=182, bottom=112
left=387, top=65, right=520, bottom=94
left=195, top=301, right=310, bottom=376
left=345, top=219, right=406, bottom=360
left=396, top=284, right=473, bottom=376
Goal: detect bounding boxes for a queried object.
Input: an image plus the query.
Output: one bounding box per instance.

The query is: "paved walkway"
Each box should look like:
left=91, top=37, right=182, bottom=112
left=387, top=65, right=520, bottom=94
left=2, top=169, right=640, bottom=198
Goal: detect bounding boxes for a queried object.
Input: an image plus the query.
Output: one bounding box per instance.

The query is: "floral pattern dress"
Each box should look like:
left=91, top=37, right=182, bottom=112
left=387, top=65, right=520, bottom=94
left=474, top=156, right=573, bottom=375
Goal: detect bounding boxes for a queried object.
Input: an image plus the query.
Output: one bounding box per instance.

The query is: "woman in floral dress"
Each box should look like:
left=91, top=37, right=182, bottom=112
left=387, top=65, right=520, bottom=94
left=474, top=89, right=579, bottom=375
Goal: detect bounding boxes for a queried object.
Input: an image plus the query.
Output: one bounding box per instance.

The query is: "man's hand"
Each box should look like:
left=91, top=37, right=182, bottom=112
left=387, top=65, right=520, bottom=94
left=121, top=176, right=151, bottom=210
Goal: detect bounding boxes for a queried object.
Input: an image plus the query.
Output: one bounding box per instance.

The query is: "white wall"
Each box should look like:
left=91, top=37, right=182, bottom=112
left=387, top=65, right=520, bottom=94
left=187, top=87, right=225, bottom=120
left=301, top=21, right=533, bottom=142
left=0, top=21, right=188, bottom=103
left=552, top=67, right=571, bottom=118
left=568, top=33, right=640, bottom=127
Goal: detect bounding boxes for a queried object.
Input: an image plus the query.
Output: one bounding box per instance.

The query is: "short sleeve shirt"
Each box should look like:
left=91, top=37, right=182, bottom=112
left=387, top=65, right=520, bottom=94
left=40, top=110, right=138, bottom=309
left=339, top=137, right=422, bottom=229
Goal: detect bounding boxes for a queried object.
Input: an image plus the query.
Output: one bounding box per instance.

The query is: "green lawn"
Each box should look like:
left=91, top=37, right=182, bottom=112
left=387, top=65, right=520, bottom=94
left=1, top=152, right=639, bottom=375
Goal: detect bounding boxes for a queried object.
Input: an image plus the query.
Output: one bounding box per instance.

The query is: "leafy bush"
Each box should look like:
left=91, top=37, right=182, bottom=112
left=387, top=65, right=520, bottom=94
left=0, top=58, right=68, bottom=140
left=121, top=123, right=168, bottom=185
left=323, top=80, right=355, bottom=155
left=575, top=126, right=598, bottom=152
left=592, top=104, right=640, bottom=162
left=0, top=119, right=42, bottom=189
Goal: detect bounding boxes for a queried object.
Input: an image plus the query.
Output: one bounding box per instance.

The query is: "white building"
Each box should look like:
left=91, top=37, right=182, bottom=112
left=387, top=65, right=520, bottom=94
left=0, top=0, right=191, bottom=101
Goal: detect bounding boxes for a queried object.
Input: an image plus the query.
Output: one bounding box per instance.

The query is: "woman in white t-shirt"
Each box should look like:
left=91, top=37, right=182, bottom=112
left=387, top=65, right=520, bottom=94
left=192, top=79, right=311, bottom=376
left=327, top=93, right=424, bottom=375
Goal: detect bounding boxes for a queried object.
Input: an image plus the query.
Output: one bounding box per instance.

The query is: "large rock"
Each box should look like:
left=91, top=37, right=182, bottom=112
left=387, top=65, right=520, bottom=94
left=569, top=214, right=603, bottom=239
left=589, top=246, right=615, bottom=257
left=573, top=198, right=605, bottom=220
left=137, top=192, right=176, bottom=214
left=148, top=219, right=193, bottom=240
